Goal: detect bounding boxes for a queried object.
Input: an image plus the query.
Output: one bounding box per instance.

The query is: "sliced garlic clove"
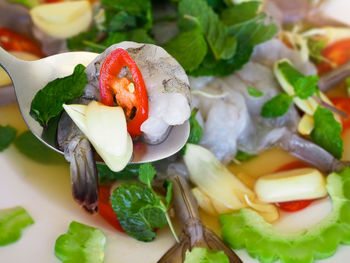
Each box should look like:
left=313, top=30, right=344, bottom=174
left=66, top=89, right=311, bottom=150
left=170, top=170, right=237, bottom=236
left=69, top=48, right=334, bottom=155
left=30, top=1, right=92, bottom=39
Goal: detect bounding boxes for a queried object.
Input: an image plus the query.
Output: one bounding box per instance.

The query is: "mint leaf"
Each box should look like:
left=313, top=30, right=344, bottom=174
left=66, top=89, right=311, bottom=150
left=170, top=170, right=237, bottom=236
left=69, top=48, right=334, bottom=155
left=110, top=182, right=167, bottom=242
left=179, top=0, right=237, bottom=60
left=191, top=12, right=278, bottom=77
left=277, top=61, right=318, bottom=99
left=311, top=107, right=343, bottom=159
left=163, top=26, right=208, bottom=71
left=30, top=64, right=87, bottom=127
left=221, top=1, right=260, bottom=25
left=102, top=0, right=152, bottom=30
left=55, top=221, right=106, bottom=263
left=97, top=163, right=140, bottom=183
left=235, top=150, right=256, bottom=162
left=294, top=75, right=318, bottom=99
left=184, top=247, right=230, bottom=263
left=139, top=163, right=156, bottom=187
left=261, top=93, right=293, bottom=118
left=0, top=125, right=17, bottom=152
left=107, top=11, right=137, bottom=32
left=0, top=206, right=34, bottom=246
left=248, top=86, right=263, bottom=97
left=67, top=26, right=103, bottom=52
left=14, top=131, right=65, bottom=164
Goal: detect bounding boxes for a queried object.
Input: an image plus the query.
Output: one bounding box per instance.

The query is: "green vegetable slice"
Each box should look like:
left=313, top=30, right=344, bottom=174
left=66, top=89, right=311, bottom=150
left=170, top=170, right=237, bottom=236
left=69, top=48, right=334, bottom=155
left=311, top=107, right=343, bottom=159
left=184, top=247, right=230, bottom=263
left=0, top=206, right=34, bottom=246
left=220, top=167, right=350, bottom=263
left=55, top=221, right=106, bottom=263
left=0, top=125, right=17, bottom=152
left=30, top=64, right=87, bottom=127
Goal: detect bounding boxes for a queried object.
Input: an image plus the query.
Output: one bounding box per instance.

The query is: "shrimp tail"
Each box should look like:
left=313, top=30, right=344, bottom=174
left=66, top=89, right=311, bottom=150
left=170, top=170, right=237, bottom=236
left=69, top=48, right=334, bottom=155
left=157, top=175, right=242, bottom=263
left=57, top=112, right=99, bottom=214
left=69, top=137, right=99, bottom=213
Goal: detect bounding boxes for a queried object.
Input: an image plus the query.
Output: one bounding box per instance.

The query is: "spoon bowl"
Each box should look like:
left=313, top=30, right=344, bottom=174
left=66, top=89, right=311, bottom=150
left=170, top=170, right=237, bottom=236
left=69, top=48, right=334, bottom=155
left=0, top=47, right=190, bottom=163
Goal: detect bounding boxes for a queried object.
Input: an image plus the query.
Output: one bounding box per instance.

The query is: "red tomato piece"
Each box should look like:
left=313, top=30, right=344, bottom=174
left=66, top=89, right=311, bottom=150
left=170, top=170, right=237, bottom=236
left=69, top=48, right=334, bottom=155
left=330, top=97, right=350, bottom=131
left=99, top=48, right=149, bottom=137
left=317, top=38, right=350, bottom=75
left=0, top=27, right=43, bottom=58
left=98, top=185, right=124, bottom=232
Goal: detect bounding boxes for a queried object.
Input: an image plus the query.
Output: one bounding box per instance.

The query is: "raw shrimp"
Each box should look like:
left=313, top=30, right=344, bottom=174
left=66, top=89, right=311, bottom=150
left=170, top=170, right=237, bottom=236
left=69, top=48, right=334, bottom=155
left=157, top=174, right=242, bottom=263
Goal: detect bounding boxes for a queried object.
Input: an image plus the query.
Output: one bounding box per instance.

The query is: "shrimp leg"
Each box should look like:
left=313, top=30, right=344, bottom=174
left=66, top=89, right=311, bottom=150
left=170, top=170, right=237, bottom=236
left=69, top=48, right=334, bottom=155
left=158, top=175, right=242, bottom=263
left=278, top=130, right=350, bottom=173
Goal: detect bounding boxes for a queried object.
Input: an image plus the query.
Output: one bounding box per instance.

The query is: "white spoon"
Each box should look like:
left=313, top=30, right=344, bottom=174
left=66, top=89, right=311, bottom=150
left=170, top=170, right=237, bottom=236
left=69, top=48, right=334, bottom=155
left=0, top=47, right=190, bottom=163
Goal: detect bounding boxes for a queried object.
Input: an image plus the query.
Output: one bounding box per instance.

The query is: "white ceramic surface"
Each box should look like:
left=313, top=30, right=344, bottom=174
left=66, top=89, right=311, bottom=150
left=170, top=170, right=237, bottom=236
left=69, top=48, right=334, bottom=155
left=0, top=104, right=349, bottom=263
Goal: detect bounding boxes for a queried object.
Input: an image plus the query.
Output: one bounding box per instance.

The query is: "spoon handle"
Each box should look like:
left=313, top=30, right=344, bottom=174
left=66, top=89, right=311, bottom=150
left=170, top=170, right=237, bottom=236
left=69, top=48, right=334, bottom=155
left=0, top=46, right=24, bottom=76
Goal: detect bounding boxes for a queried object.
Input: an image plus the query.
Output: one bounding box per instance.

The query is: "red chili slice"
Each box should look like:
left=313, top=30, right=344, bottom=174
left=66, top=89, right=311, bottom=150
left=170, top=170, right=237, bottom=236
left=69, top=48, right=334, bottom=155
left=0, top=27, right=43, bottom=58
left=99, top=48, right=149, bottom=137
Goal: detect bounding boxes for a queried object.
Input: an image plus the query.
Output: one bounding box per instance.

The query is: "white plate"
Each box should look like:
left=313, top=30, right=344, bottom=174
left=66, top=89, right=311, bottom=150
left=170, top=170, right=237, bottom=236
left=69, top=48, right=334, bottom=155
left=0, top=103, right=349, bottom=263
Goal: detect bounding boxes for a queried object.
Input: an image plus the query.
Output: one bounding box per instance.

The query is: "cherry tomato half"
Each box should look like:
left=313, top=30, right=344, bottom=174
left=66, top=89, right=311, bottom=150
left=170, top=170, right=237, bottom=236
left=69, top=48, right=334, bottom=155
left=99, top=48, right=149, bottom=137
left=0, top=27, right=43, bottom=58
left=317, top=38, right=350, bottom=75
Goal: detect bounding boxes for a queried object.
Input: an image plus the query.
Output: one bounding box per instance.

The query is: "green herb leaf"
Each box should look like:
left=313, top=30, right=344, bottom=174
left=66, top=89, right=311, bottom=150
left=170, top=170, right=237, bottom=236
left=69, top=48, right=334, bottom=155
left=294, top=75, right=319, bottom=99
left=311, top=107, right=343, bottom=159
left=102, top=0, right=152, bottom=30
left=139, top=163, right=157, bottom=187
left=14, top=131, right=66, bottom=164
left=235, top=150, right=256, bottom=162
left=164, top=179, right=173, bottom=209
left=110, top=182, right=167, bottom=242
left=179, top=0, right=237, bottom=60
left=346, top=77, right=350, bottom=97
left=184, top=247, right=230, bottom=263
left=103, top=29, right=155, bottom=47
left=107, top=11, right=137, bottom=32
left=55, top=221, right=106, bottom=263
left=0, top=206, right=34, bottom=246
left=221, top=1, right=260, bottom=25
left=67, top=26, right=102, bottom=52
left=261, top=93, right=293, bottom=118
left=308, top=39, right=326, bottom=64
left=277, top=61, right=318, bottom=99
left=248, top=86, right=263, bottom=97
left=97, top=163, right=140, bottom=183
left=191, top=12, right=278, bottom=76
left=181, top=108, right=203, bottom=154
left=0, top=125, right=17, bottom=152
left=30, top=64, right=87, bottom=127
left=163, top=26, right=208, bottom=71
